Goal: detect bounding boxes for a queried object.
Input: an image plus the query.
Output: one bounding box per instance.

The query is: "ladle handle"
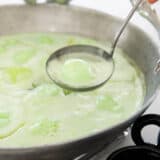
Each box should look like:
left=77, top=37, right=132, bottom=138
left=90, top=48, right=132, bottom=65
left=132, top=114, right=160, bottom=148
left=110, top=0, right=144, bottom=56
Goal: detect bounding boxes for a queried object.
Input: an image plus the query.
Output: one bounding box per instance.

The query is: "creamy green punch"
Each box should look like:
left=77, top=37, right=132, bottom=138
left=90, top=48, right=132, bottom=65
left=0, top=33, right=145, bottom=147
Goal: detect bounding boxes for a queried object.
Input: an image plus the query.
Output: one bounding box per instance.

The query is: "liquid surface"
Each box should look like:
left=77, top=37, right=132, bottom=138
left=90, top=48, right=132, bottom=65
left=0, top=33, right=145, bottom=147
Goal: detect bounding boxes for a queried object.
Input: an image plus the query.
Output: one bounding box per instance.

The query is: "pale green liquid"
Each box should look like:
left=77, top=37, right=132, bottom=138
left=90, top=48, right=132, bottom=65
left=0, top=33, right=145, bottom=147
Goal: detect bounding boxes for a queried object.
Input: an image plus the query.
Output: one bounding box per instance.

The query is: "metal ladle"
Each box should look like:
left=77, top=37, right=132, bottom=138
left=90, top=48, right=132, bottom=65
left=46, top=0, right=143, bottom=92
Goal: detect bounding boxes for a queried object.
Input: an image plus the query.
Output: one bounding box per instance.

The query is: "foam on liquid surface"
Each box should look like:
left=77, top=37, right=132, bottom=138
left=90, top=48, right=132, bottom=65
left=0, top=33, right=145, bottom=147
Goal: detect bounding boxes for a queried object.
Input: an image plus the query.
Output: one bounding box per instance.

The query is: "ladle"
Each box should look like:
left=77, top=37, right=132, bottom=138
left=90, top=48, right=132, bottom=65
left=46, top=0, right=143, bottom=92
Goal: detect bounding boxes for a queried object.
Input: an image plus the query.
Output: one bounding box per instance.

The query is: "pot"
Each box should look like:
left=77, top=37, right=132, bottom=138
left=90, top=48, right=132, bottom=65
left=0, top=3, right=159, bottom=160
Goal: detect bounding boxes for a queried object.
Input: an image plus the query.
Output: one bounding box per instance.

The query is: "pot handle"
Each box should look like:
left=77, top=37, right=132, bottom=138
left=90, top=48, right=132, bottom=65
left=131, top=114, right=160, bottom=148
left=155, top=60, right=160, bottom=73
left=24, top=0, right=72, bottom=5
left=130, top=0, right=160, bottom=73
left=130, top=0, right=160, bottom=37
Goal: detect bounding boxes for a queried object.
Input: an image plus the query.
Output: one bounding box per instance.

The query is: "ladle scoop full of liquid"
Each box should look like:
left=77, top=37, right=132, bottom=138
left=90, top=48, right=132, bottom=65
left=46, top=0, right=144, bottom=92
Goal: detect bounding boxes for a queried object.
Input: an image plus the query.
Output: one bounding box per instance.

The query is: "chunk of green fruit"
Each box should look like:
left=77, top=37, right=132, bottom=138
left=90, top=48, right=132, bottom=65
left=14, top=48, right=37, bottom=64
left=67, top=38, right=76, bottom=45
left=36, top=35, right=54, bottom=45
left=63, top=89, right=72, bottom=95
left=0, top=103, right=24, bottom=139
left=0, top=112, right=10, bottom=128
left=0, top=47, right=6, bottom=54
left=96, top=94, right=121, bottom=112
left=5, top=67, right=32, bottom=83
left=61, top=59, right=94, bottom=84
left=32, top=84, right=60, bottom=97
left=30, top=119, right=59, bottom=136
left=3, top=39, right=19, bottom=47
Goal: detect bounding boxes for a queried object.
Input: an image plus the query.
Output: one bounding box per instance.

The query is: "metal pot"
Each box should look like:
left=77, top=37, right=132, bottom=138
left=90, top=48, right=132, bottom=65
left=0, top=3, right=159, bottom=160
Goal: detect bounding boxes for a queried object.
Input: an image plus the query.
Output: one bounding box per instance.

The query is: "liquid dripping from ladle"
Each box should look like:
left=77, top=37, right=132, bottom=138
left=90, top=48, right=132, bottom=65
left=46, top=0, right=144, bottom=92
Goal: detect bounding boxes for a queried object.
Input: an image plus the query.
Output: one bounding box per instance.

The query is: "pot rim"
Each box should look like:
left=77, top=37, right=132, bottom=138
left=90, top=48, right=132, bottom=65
left=107, top=145, right=160, bottom=160
left=0, top=3, right=159, bottom=152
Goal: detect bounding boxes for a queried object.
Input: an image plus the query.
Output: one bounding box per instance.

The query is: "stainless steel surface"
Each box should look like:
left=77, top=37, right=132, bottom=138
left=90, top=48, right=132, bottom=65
left=0, top=4, right=159, bottom=160
left=25, top=0, right=71, bottom=5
